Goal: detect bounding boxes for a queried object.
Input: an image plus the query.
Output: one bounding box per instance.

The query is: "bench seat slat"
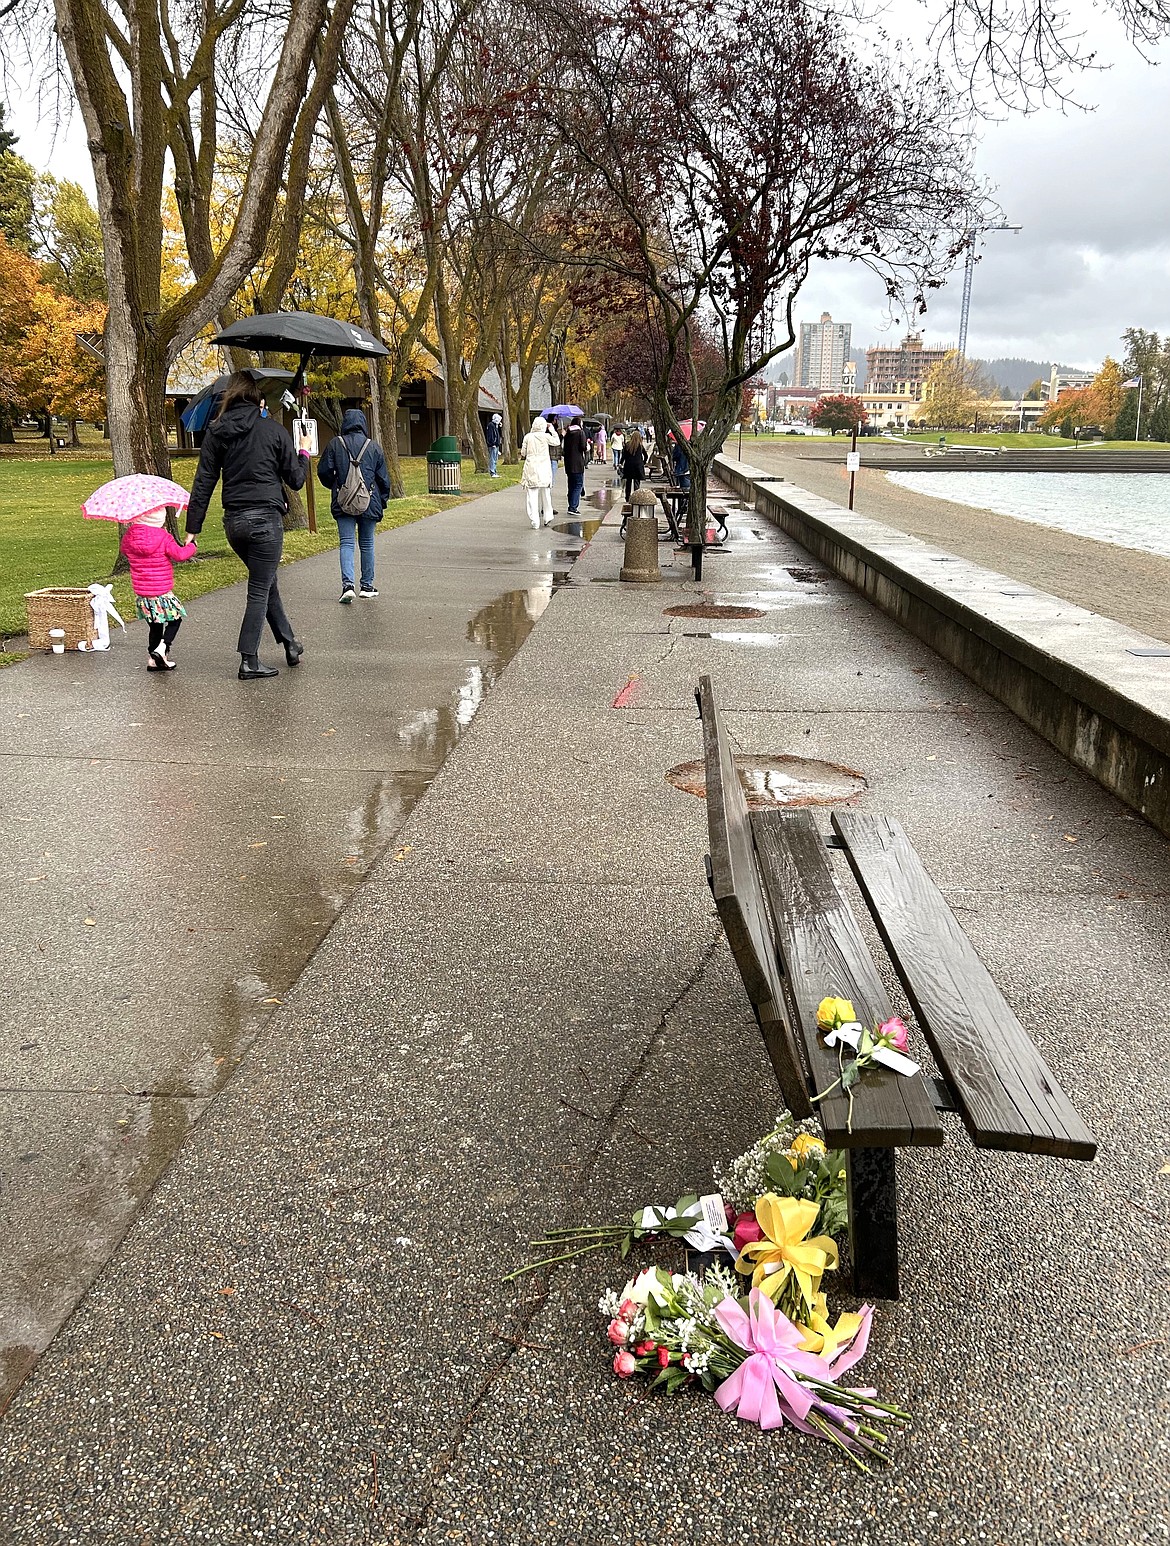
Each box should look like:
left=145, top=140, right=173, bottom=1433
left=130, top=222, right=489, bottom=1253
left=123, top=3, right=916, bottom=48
left=752, top=808, right=945, bottom=1150
left=698, top=678, right=812, bottom=1116
left=831, top=810, right=1097, bottom=1161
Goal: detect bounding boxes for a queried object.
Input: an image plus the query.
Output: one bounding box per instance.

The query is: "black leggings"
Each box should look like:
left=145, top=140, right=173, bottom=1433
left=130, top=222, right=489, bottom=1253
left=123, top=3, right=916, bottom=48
left=147, top=619, right=181, bottom=653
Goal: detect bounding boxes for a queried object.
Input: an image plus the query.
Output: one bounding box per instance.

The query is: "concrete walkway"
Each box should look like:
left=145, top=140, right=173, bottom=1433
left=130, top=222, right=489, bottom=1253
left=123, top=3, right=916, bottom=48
left=0, top=467, right=1166, bottom=1544
left=0, top=475, right=584, bottom=1403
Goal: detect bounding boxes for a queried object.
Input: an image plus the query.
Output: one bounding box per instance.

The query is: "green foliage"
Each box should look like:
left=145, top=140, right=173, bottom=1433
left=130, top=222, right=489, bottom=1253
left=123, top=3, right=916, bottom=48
left=32, top=177, right=105, bottom=301
left=0, top=151, right=34, bottom=250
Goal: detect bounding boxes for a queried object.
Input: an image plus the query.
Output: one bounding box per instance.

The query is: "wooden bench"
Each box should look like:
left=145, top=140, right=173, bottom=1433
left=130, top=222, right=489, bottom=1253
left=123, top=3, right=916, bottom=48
left=696, top=675, right=1096, bottom=1299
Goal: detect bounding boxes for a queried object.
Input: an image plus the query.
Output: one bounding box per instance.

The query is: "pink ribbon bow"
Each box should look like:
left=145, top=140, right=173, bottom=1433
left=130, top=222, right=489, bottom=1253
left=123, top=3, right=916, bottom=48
left=712, top=1288, right=873, bottom=1432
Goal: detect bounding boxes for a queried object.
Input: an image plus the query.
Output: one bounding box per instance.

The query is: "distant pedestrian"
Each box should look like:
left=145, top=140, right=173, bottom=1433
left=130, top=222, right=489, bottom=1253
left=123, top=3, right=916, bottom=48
left=670, top=432, right=691, bottom=491
left=595, top=423, right=607, bottom=465
left=485, top=413, right=504, bottom=476
left=611, top=426, right=625, bottom=472
left=619, top=428, right=646, bottom=501
left=545, top=415, right=563, bottom=502
left=120, top=509, right=197, bottom=672
left=316, top=408, right=392, bottom=603
left=562, top=415, right=588, bottom=516
left=186, top=370, right=308, bottom=680
left=520, top=413, right=556, bottom=528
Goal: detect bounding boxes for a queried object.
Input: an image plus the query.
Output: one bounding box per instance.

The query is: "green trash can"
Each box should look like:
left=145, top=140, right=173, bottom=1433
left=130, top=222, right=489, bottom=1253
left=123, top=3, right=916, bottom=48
left=426, top=435, right=462, bottom=494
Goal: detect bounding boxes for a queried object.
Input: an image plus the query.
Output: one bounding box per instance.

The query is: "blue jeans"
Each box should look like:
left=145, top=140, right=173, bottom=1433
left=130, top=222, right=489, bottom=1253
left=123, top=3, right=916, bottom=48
left=488, top=445, right=500, bottom=475
left=337, top=514, right=377, bottom=590
left=566, top=469, right=585, bottom=513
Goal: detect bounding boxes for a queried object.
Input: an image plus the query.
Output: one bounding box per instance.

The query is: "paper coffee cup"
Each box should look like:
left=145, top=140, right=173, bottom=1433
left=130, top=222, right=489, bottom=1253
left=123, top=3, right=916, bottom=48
left=49, top=629, right=65, bottom=655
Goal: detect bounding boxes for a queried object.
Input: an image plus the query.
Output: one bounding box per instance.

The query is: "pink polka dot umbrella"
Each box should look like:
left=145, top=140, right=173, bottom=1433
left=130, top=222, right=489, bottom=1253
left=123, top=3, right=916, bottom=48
left=81, top=474, right=191, bottom=523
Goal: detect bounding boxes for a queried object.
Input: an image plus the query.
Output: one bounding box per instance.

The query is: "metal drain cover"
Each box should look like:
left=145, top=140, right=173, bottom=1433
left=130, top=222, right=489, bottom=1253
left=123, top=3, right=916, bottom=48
left=663, top=603, right=766, bottom=620
left=666, top=754, right=867, bottom=809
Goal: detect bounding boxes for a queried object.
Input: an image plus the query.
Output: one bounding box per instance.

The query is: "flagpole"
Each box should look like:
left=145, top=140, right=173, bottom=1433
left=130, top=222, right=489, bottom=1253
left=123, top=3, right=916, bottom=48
left=1135, top=375, right=1144, bottom=444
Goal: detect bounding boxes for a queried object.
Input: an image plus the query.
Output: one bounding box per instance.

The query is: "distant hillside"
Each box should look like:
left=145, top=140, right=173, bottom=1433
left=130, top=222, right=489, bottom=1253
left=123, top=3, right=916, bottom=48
left=978, top=357, right=1095, bottom=397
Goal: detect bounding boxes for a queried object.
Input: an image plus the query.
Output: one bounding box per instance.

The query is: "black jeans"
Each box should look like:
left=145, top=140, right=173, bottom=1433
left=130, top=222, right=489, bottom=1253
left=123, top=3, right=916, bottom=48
left=223, top=509, right=294, bottom=656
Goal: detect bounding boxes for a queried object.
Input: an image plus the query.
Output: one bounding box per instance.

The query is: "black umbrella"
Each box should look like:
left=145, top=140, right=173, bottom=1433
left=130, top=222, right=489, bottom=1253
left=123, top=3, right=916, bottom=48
left=212, top=311, right=389, bottom=363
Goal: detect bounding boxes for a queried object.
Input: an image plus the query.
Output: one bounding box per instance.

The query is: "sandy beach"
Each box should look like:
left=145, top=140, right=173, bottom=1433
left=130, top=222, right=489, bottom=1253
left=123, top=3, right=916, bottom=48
left=744, top=439, right=1170, bottom=645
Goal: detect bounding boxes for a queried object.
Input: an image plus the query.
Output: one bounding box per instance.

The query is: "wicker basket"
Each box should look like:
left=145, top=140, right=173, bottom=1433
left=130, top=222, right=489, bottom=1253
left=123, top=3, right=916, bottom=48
left=25, top=587, right=99, bottom=650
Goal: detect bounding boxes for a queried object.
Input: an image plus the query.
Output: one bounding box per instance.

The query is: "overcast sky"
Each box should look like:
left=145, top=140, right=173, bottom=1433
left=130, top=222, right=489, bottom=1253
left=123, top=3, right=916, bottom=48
left=4, top=2, right=1167, bottom=371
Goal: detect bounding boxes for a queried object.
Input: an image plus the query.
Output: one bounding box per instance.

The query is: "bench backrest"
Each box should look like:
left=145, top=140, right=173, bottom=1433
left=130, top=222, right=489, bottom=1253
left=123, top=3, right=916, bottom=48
left=696, top=675, right=811, bottom=1114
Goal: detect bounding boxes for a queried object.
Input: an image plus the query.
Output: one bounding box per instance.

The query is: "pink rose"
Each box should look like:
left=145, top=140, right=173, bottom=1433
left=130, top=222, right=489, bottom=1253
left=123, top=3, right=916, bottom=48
left=733, top=1211, right=765, bottom=1251
left=618, top=1298, right=639, bottom=1321
left=613, top=1350, right=636, bottom=1378
left=657, top=1346, right=671, bottom=1368
left=878, top=1016, right=910, bottom=1053
left=607, top=1318, right=631, bottom=1346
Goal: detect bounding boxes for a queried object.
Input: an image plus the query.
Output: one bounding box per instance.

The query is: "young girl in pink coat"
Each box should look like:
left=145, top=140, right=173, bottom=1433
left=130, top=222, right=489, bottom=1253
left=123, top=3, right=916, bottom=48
left=119, top=509, right=198, bottom=670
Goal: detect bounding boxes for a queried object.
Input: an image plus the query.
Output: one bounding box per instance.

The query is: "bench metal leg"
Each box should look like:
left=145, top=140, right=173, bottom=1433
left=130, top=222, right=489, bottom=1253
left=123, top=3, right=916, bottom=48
left=846, top=1146, right=900, bottom=1300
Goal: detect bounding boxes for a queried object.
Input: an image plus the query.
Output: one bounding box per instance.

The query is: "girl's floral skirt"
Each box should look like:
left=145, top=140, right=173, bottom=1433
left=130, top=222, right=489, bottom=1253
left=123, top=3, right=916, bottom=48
left=135, top=592, right=187, bottom=624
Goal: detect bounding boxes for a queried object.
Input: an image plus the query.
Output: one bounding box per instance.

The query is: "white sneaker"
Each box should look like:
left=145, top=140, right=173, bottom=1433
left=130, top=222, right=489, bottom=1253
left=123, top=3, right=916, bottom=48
left=339, top=587, right=355, bottom=604
left=359, top=587, right=379, bottom=599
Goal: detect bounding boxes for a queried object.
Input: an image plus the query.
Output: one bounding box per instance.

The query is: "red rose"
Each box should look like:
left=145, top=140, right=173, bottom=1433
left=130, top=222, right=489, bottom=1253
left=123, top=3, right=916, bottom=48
left=733, top=1211, right=765, bottom=1251
left=657, top=1347, right=670, bottom=1368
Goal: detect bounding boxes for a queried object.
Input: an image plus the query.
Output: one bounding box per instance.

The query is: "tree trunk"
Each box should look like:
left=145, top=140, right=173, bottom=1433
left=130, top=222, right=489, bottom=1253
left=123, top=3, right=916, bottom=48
left=69, top=418, right=80, bottom=447
left=381, top=382, right=406, bottom=499
left=103, top=303, right=172, bottom=476
left=282, top=483, right=309, bottom=531
left=686, top=457, right=709, bottom=546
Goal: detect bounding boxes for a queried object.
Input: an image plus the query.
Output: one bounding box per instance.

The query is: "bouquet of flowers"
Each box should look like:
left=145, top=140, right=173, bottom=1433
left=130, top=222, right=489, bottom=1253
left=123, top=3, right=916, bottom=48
left=812, top=998, right=919, bottom=1134
left=506, top=1112, right=912, bottom=1469
left=601, top=1265, right=908, bottom=1471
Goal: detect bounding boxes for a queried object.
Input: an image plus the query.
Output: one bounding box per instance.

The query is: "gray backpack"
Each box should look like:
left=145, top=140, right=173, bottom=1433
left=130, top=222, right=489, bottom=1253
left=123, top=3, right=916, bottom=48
left=336, top=436, right=373, bottom=515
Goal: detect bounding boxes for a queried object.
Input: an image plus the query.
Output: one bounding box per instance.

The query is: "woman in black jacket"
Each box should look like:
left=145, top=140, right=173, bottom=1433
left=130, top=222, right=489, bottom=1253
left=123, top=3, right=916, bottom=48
left=618, top=429, right=646, bottom=502
left=185, top=372, right=308, bottom=679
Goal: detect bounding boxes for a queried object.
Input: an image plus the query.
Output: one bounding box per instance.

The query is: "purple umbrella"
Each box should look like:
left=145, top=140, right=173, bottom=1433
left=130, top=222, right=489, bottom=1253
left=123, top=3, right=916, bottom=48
left=543, top=404, right=584, bottom=418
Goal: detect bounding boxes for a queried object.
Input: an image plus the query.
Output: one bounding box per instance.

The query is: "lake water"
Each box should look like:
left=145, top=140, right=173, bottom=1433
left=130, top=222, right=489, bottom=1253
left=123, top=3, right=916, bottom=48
left=885, top=471, right=1170, bottom=559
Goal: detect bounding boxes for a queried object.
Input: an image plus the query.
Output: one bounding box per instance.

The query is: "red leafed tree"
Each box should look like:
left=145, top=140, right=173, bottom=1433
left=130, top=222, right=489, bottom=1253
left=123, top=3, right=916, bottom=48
left=540, top=0, right=983, bottom=539
left=810, top=396, right=869, bottom=434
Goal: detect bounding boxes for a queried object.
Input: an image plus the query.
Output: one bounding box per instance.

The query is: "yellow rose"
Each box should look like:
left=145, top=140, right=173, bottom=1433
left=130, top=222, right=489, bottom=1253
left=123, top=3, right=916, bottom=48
left=790, top=1133, right=826, bottom=1161
left=815, top=996, right=855, bottom=1030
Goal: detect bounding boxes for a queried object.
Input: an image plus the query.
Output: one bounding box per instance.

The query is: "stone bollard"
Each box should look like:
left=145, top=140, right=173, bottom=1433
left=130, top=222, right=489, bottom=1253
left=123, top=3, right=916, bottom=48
left=620, top=490, right=662, bottom=583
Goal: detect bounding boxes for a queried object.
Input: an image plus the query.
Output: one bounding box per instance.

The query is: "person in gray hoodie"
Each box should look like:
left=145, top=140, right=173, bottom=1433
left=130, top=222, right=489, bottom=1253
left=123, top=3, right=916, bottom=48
left=316, top=408, right=393, bottom=602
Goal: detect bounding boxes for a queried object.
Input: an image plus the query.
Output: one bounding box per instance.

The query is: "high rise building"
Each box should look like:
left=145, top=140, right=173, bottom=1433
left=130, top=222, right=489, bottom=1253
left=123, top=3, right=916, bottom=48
left=794, top=312, right=852, bottom=391
left=865, top=333, right=951, bottom=400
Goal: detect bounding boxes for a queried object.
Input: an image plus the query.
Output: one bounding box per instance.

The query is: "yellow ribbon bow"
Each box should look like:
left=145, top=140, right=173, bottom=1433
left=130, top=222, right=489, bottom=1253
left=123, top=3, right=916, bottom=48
left=734, top=1194, right=839, bottom=1315
left=795, top=1291, right=865, bottom=1361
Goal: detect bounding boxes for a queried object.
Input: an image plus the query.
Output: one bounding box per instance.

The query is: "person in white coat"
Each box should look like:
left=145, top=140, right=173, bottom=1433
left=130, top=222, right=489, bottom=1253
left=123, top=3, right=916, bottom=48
left=520, top=414, right=557, bottom=528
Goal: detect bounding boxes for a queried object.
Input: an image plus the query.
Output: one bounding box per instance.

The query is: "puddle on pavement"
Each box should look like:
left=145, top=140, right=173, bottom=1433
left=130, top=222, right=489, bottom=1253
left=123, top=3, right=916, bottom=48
left=587, top=486, right=617, bottom=510
left=666, top=754, right=868, bottom=808
left=681, top=632, right=786, bottom=646
left=0, top=571, right=570, bottom=1411
left=664, top=603, right=767, bottom=620
left=551, top=515, right=604, bottom=541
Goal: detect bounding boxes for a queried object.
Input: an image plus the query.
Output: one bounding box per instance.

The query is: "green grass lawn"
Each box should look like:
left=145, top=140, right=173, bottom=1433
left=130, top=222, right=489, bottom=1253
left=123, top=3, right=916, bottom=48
left=0, top=455, right=520, bottom=639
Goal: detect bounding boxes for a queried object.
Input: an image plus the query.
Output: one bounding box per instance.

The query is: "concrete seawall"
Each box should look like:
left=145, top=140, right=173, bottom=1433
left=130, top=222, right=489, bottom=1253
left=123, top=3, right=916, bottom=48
left=715, top=452, right=1170, bottom=838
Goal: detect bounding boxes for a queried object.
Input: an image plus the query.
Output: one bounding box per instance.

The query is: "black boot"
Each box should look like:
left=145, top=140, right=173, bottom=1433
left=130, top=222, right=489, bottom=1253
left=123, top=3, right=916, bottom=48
left=283, top=639, right=304, bottom=667
left=239, top=654, right=278, bottom=680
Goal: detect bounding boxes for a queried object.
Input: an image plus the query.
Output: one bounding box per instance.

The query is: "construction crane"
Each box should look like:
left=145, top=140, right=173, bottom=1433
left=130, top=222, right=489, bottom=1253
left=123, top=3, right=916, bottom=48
left=956, top=224, right=1021, bottom=363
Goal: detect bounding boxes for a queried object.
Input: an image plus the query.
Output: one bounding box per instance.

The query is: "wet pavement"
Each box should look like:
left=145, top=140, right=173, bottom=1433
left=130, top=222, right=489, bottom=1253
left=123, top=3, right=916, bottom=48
left=0, top=462, right=1166, bottom=1544
left=0, top=468, right=604, bottom=1406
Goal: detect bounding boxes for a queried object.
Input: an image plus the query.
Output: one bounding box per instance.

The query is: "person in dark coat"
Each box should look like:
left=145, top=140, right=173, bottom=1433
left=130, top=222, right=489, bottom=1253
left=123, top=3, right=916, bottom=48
left=485, top=413, right=504, bottom=476
left=562, top=415, right=588, bottom=515
left=316, top=408, right=392, bottom=602
left=185, top=371, right=308, bottom=680
left=670, top=432, right=691, bottom=491
left=618, top=428, right=646, bottom=502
